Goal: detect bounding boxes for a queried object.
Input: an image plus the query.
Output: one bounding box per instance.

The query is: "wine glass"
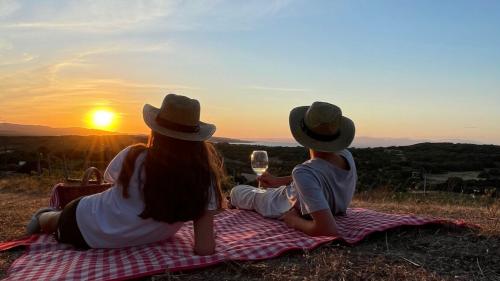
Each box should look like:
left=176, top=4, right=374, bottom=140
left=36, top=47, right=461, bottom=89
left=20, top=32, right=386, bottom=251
left=251, top=150, right=268, bottom=188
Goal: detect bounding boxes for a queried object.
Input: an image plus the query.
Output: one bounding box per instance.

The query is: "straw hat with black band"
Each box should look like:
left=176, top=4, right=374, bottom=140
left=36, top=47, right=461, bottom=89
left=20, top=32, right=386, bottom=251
left=143, top=94, right=216, bottom=141
left=289, top=101, right=355, bottom=152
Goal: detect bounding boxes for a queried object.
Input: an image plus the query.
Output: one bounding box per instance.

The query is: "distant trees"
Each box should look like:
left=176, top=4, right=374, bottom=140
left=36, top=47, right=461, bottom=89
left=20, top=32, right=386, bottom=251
left=431, top=176, right=499, bottom=196
left=1, top=137, right=499, bottom=195
left=37, top=145, right=50, bottom=175
left=445, top=177, right=464, bottom=193
left=490, top=169, right=500, bottom=176
left=401, top=143, right=499, bottom=172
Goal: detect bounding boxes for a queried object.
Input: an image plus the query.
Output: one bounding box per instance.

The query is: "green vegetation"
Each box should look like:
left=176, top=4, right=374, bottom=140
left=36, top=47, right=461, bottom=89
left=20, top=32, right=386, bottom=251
left=1, top=136, right=499, bottom=196
left=0, top=137, right=499, bottom=280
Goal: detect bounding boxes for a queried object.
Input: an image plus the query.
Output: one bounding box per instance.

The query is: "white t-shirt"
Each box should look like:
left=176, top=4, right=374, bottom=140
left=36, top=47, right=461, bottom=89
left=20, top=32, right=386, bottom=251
left=76, top=146, right=218, bottom=248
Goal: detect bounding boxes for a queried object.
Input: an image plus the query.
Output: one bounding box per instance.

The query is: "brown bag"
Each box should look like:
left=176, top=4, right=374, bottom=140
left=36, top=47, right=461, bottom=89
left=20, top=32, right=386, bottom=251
left=49, top=167, right=113, bottom=209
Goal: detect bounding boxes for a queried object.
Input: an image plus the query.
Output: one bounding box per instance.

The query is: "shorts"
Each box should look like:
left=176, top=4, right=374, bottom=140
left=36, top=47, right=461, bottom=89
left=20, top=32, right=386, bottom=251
left=56, top=197, right=90, bottom=249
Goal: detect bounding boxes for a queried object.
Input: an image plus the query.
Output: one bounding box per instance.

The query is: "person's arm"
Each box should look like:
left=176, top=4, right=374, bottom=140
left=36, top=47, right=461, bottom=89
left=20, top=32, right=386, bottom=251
left=282, top=166, right=338, bottom=236
left=193, top=210, right=216, bottom=255
left=281, top=208, right=338, bottom=236
left=257, top=172, right=293, bottom=188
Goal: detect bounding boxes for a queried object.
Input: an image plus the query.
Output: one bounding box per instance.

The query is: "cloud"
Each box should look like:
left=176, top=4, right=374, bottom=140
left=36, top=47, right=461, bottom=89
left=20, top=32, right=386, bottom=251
left=0, top=52, right=36, bottom=66
left=0, top=0, right=298, bottom=131
left=0, top=0, right=175, bottom=31
left=0, top=50, right=198, bottom=106
left=0, top=39, right=181, bottom=100
left=0, top=37, right=37, bottom=66
left=0, top=68, right=197, bottom=124
left=0, top=0, right=295, bottom=32
left=0, top=0, right=21, bottom=17
left=38, top=79, right=199, bottom=97
left=41, top=41, right=171, bottom=79
left=0, top=40, right=34, bottom=68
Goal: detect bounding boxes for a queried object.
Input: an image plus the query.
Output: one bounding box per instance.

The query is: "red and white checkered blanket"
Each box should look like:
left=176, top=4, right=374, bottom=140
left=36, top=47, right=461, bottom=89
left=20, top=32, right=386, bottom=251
left=2, top=208, right=463, bottom=281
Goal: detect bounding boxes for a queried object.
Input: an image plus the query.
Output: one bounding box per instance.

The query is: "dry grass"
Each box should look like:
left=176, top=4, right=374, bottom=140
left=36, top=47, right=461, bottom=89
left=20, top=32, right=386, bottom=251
left=0, top=175, right=499, bottom=280
left=353, top=187, right=500, bottom=236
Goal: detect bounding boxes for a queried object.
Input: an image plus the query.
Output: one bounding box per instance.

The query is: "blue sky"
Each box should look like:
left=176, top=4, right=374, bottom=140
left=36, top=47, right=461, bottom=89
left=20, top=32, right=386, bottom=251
left=0, top=0, right=499, bottom=144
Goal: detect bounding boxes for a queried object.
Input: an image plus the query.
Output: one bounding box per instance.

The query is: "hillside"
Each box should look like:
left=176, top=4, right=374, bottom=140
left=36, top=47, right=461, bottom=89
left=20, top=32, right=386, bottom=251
left=0, top=123, right=247, bottom=143
left=0, top=123, right=117, bottom=136
left=0, top=137, right=499, bottom=280
left=0, top=136, right=499, bottom=195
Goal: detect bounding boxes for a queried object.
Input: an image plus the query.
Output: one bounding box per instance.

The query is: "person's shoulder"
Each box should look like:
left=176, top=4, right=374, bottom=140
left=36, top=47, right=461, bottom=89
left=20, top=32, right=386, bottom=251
left=124, top=144, right=148, bottom=155
left=112, top=145, right=147, bottom=164
left=119, top=145, right=132, bottom=154
left=338, top=149, right=354, bottom=161
left=292, top=160, right=309, bottom=172
left=110, top=146, right=132, bottom=163
left=338, top=149, right=356, bottom=173
left=339, top=148, right=352, bottom=156
left=128, top=144, right=148, bottom=163
left=292, top=162, right=322, bottom=189
left=292, top=161, right=315, bottom=177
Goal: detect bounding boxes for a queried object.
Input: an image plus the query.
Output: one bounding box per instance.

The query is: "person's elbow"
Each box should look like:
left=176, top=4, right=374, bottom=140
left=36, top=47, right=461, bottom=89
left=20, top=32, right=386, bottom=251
left=306, top=209, right=339, bottom=237
left=309, top=220, right=339, bottom=237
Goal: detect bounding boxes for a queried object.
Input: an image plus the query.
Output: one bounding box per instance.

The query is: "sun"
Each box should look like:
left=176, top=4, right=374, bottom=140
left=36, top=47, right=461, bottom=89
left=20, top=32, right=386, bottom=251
left=91, top=110, right=115, bottom=130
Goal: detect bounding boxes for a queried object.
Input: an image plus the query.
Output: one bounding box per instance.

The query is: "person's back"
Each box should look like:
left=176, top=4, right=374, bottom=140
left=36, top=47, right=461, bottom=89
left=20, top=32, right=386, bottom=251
left=27, top=94, right=224, bottom=255
left=77, top=147, right=170, bottom=248
left=76, top=143, right=214, bottom=248
left=290, top=149, right=357, bottom=216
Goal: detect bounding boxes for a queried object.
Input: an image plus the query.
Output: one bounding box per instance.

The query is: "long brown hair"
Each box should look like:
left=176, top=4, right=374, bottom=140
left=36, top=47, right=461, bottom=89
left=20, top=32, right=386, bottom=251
left=117, top=131, right=225, bottom=223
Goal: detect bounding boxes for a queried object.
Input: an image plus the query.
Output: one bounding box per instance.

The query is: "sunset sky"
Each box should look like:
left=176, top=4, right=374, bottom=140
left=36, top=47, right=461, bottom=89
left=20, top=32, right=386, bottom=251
left=1, top=0, right=499, bottom=144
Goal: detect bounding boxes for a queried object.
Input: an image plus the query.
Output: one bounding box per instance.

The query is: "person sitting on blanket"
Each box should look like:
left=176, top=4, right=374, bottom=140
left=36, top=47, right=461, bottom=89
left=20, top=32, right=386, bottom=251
left=26, top=94, right=225, bottom=255
left=230, top=101, right=357, bottom=236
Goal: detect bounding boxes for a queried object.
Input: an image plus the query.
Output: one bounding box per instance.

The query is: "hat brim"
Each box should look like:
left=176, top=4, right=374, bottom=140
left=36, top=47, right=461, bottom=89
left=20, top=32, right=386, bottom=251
left=143, top=104, right=216, bottom=141
left=289, top=106, right=355, bottom=152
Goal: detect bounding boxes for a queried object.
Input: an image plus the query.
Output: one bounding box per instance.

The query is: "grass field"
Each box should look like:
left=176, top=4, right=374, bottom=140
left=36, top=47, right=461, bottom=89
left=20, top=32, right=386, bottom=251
left=0, top=175, right=499, bottom=280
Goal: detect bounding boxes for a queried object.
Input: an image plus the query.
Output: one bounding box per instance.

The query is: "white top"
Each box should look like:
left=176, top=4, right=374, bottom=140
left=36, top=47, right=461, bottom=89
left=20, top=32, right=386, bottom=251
left=76, top=146, right=218, bottom=248
left=287, top=149, right=357, bottom=215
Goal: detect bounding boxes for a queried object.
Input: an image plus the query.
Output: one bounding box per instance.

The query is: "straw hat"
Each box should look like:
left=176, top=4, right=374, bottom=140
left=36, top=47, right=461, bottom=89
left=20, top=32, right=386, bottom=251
left=143, top=94, right=216, bottom=141
left=289, top=101, right=355, bottom=152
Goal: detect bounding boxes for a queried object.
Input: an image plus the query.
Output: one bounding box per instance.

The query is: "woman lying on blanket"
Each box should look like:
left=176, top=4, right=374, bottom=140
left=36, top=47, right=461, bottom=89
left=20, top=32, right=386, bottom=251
left=27, top=94, right=225, bottom=255
left=230, top=101, right=357, bottom=237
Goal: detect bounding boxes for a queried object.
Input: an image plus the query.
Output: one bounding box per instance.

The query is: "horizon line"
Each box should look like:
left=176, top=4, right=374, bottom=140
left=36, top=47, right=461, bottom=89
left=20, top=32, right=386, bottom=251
left=2, top=122, right=498, bottom=146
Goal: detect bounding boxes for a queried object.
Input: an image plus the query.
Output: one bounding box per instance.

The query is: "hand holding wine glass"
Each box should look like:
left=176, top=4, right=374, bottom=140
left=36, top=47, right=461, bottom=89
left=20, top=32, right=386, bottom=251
left=257, top=172, right=282, bottom=188
left=251, top=150, right=268, bottom=188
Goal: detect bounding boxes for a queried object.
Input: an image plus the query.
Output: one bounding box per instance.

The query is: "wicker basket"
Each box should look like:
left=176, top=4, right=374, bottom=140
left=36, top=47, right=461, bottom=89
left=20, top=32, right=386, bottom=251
left=49, top=167, right=113, bottom=209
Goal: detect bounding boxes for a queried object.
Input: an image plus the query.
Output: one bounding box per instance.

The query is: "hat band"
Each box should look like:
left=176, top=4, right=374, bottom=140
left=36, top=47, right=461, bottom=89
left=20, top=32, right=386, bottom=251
left=156, top=116, right=200, bottom=133
left=300, top=119, right=340, bottom=142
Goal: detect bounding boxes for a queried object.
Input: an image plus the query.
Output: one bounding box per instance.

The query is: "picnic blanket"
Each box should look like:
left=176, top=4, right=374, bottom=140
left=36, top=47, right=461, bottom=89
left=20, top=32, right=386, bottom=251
left=1, top=208, right=465, bottom=281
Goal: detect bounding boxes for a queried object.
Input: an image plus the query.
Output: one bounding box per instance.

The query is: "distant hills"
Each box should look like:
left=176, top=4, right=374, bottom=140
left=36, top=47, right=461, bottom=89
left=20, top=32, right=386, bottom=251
left=0, top=123, right=485, bottom=147
left=235, top=137, right=482, bottom=148
left=352, top=137, right=480, bottom=148
left=0, top=123, right=248, bottom=143
left=0, top=123, right=118, bottom=136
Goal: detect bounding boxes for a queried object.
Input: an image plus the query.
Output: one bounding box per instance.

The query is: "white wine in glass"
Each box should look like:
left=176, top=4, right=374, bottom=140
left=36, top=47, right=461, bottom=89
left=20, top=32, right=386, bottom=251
left=251, top=150, right=268, bottom=187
